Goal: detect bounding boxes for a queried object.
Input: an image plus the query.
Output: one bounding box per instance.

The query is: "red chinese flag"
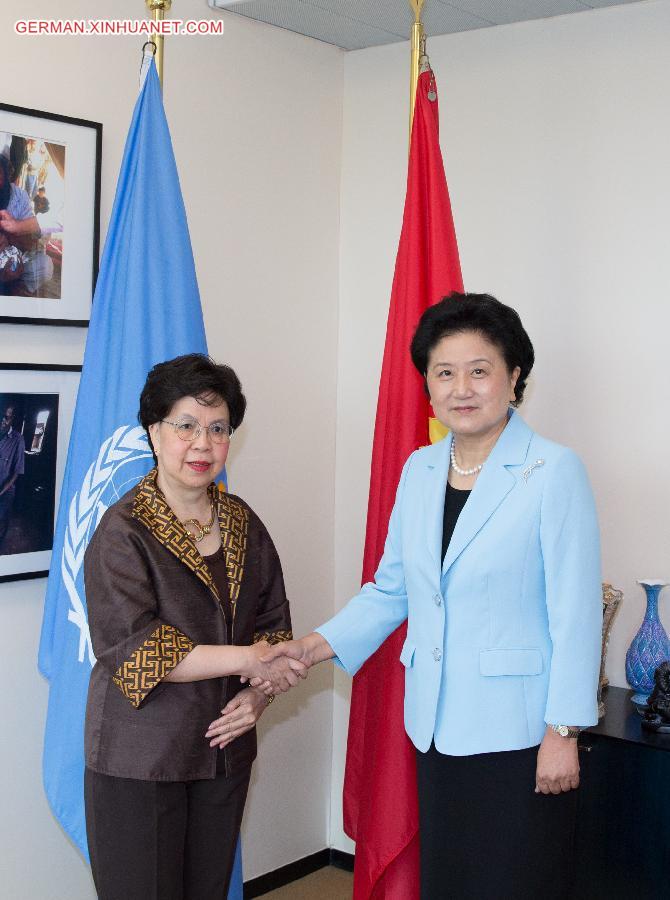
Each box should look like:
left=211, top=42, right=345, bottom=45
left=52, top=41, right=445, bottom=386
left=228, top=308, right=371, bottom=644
left=343, top=70, right=464, bottom=899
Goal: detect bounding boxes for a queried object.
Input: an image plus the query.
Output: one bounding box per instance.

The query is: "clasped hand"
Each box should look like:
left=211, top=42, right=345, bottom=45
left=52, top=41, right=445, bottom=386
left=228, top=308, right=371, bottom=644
left=205, top=687, right=269, bottom=749
left=246, top=637, right=316, bottom=692
left=241, top=640, right=307, bottom=695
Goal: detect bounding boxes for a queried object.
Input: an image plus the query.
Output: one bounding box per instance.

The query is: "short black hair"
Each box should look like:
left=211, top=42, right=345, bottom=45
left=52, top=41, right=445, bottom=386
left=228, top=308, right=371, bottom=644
left=410, top=292, right=535, bottom=405
left=139, top=354, right=246, bottom=457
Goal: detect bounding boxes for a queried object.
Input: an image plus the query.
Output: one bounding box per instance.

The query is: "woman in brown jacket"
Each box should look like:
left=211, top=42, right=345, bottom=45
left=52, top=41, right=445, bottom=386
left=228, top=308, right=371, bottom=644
left=84, top=354, right=303, bottom=900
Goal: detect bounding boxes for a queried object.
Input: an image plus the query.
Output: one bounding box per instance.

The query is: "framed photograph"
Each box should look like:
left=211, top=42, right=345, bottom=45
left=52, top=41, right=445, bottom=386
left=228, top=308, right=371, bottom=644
left=0, top=103, right=101, bottom=327
left=0, top=363, right=81, bottom=582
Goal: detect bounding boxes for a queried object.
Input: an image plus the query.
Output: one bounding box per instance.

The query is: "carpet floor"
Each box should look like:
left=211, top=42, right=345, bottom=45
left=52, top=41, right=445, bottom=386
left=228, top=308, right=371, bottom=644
left=258, top=865, right=353, bottom=899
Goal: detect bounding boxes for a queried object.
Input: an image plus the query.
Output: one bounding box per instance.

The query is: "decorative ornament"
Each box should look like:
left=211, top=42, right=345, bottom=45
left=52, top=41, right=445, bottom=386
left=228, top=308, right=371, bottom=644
left=625, top=580, right=670, bottom=707
left=450, top=441, right=483, bottom=477
left=183, top=499, right=216, bottom=543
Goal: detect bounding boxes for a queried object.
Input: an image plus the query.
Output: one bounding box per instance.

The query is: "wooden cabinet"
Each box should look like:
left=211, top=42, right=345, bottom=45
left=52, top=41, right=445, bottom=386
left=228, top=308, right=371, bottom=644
left=574, top=686, right=670, bottom=898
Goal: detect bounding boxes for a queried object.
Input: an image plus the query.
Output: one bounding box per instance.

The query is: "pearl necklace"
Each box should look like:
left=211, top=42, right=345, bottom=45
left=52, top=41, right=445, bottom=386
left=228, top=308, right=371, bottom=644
left=450, top=441, right=483, bottom=477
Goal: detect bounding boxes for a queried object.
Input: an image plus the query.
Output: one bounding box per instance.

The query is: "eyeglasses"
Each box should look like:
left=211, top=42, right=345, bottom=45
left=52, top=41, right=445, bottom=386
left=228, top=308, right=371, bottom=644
left=161, top=416, right=234, bottom=444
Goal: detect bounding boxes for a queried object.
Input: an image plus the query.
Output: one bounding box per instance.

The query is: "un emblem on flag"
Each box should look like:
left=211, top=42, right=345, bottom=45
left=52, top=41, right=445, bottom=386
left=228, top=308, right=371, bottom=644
left=63, top=424, right=153, bottom=666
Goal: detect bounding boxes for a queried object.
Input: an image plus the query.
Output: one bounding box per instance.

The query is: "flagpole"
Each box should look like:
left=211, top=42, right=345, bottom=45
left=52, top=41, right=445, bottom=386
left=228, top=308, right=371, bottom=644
left=146, top=0, right=171, bottom=90
left=408, top=0, right=425, bottom=143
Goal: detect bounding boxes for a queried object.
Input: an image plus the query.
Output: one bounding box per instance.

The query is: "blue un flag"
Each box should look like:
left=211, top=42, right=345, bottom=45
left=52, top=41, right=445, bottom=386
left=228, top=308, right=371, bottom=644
left=38, top=60, right=242, bottom=897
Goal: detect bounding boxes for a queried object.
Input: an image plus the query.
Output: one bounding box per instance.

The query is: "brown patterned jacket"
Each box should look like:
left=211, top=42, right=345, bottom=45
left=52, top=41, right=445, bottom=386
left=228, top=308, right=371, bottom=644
left=84, top=469, right=292, bottom=781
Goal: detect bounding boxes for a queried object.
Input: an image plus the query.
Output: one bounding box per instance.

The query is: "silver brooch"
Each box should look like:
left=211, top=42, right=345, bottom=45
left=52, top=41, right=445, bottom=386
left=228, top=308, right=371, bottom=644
left=522, top=459, right=545, bottom=483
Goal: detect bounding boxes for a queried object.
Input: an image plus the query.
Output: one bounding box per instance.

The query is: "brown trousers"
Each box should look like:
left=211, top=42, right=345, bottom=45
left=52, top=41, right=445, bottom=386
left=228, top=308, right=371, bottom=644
left=85, top=765, right=250, bottom=900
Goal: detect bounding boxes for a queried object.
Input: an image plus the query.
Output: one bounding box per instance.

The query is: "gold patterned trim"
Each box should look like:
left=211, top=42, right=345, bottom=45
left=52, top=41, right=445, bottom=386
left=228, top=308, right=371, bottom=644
left=132, top=469, right=219, bottom=599
left=131, top=470, right=250, bottom=618
left=254, top=629, right=293, bottom=646
left=113, top=624, right=194, bottom=709
left=216, top=493, right=249, bottom=619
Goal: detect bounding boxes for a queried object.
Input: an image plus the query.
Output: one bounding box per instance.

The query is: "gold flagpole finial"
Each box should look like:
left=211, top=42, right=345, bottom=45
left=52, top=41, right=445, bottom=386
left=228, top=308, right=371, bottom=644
left=408, top=0, right=425, bottom=23
left=146, top=0, right=172, bottom=91
left=408, top=0, right=426, bottom=146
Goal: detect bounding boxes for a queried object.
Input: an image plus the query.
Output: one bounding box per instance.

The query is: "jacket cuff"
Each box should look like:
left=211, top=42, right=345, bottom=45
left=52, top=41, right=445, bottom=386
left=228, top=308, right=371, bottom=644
left=253, top=629, right=293, bottom=646
left=112, top=624, right=194, bottom=709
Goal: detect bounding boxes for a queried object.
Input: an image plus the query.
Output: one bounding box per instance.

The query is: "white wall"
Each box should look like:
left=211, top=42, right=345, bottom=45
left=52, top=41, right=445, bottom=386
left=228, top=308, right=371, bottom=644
left=331, top=0, right=670, bottom=850
left=3, top=0, right=670, bottom=885
left=0, top=1, right=342, bottom=895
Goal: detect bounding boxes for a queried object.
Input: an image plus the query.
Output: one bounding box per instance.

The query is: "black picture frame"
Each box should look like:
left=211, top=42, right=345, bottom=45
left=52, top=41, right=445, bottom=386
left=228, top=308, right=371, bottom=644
left=0, top=362, right=82, bottom=583
left=0, top=103, right=101, bottom=327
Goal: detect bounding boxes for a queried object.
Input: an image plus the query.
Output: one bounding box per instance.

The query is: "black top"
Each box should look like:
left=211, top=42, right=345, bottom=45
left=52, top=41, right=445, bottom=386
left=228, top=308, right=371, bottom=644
left=203, top=545, right=233, bottom=627
left=442, top=481, right=471, bottom=561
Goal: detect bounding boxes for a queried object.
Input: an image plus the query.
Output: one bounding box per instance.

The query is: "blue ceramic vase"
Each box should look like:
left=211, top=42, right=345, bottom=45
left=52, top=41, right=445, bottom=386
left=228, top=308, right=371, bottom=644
left=625, top=580, right=670, bottom=706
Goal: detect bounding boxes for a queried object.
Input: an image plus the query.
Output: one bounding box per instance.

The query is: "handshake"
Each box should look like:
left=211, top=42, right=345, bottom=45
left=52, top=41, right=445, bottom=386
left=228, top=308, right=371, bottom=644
left=205, top=634, right=334, bottom=751
left=239, top=633, right=334, bottom=696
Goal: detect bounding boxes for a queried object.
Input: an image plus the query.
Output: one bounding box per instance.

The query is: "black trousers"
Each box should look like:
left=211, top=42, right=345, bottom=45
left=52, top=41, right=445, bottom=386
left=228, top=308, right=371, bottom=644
left=416, top=744, right=577, bottom=900
left=85, top=766, right=251, bottom=900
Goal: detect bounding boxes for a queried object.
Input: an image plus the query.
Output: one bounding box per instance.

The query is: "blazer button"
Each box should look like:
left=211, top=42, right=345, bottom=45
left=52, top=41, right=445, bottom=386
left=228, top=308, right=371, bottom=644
left=433, top=593, right=442, bottom=606
left=433, top=648, right=442, bottom=662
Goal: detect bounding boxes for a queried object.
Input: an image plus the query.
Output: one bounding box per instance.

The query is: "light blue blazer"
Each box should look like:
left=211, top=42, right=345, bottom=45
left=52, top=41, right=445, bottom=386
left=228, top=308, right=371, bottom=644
left=317, top=411, right=602, bottom=755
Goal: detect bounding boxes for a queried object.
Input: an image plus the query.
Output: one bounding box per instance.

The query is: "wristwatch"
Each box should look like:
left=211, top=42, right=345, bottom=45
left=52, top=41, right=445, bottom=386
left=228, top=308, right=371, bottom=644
left=550, top=724, right=582, bottom=739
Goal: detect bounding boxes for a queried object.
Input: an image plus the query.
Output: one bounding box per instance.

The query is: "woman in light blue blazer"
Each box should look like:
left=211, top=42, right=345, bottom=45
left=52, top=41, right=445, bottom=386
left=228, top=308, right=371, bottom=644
left=263, top=293, right=602, bottom=898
